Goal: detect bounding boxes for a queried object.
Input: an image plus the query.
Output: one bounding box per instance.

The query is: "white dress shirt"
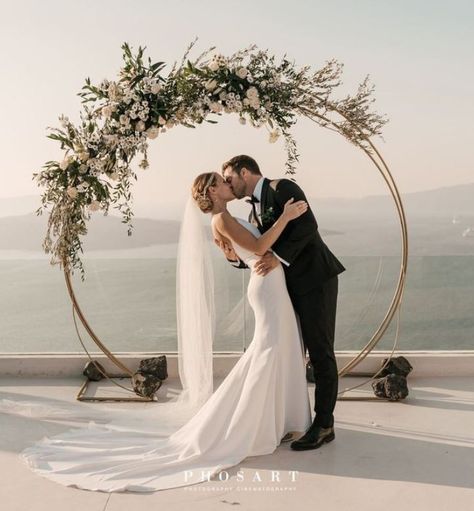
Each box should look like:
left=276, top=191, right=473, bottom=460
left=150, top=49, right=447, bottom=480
left=248, top=177, right=289, bottom=267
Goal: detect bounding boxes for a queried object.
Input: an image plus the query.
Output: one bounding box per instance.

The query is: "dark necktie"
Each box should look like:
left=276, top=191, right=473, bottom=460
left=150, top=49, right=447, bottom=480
left=245, top=195, right=261, bottom=227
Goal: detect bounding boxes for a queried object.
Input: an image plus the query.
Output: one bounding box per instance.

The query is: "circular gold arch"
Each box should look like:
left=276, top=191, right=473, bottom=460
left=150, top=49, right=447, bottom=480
left=63, top=107, right=408, bottom=399
left=36, top=42, right=407, bottom=399
left=299, top=104, right=409, bottom=378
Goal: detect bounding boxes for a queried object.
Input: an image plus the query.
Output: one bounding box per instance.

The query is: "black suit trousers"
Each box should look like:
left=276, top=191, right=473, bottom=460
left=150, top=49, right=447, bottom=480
left=289, top=275, right=339, bottom=428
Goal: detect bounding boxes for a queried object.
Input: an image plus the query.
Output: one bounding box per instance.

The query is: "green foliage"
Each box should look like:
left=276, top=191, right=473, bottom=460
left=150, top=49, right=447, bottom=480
left=36, top=40, right=387, bottom=279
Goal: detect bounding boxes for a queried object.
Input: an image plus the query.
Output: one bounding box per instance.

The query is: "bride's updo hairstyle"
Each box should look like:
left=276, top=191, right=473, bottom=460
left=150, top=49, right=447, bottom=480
left=192, top=172, right=217, bottom=213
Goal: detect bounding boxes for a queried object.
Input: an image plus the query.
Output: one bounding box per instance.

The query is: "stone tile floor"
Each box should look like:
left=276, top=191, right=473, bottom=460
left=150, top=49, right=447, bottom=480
left=0, top=375, right=473, bottom=511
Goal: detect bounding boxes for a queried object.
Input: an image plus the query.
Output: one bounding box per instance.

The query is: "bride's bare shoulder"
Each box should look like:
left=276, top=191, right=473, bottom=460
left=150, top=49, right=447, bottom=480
left=212, top=211, right=229, bottom=228
left=211, top=212, right=223, bottom=227
left=211, top=213, right=225, bottom=237
left=212, top=212, right=238, bottom=242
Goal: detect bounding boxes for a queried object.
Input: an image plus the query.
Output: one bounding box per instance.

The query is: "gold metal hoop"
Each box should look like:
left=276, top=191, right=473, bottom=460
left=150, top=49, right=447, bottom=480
left=63, top=107, right=408, bottom=398
left=299, top=105, right=409, bottom=378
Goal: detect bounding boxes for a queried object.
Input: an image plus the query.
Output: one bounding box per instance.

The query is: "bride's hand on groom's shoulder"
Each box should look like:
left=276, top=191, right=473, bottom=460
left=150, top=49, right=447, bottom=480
left=283, top=198, right=308, bottom=221
left=254, top=251, right=280, bottom=276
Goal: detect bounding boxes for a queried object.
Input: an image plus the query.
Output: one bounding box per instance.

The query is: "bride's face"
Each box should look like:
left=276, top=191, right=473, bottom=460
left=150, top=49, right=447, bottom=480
left=209, top=173, right=236, bottom=202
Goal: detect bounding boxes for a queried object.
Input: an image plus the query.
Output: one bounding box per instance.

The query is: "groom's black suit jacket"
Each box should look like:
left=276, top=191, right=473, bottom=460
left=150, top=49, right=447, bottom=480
left=243, top=177, right=345, bottom=296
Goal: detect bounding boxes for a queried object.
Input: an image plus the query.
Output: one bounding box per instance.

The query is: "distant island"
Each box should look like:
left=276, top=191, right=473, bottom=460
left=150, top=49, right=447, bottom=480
left=0, top=182, right=472, bottom=253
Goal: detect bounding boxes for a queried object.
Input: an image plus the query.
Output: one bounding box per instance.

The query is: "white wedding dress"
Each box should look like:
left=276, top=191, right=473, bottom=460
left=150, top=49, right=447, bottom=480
left=16, top=218, right=312, bottom=492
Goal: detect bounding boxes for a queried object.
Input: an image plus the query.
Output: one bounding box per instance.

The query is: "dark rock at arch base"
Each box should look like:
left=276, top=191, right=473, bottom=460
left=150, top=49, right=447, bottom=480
left=378, top=356, right=413, bottom=378
left=132, top=372, right=163, bottom=398
left=372, top=374, right=409, bottom=401
left=138, top=355, right=168, bottom=381
left=83, top=360, right=106, bottom=381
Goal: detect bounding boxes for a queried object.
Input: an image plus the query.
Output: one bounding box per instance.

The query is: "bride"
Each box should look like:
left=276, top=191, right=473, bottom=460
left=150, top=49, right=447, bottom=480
left=8, top=171, right=312, bottom=493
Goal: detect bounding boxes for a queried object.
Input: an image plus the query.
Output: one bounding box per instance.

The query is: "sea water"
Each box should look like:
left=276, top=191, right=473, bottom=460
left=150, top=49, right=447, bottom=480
left=0, top=249, right=473, bottom=353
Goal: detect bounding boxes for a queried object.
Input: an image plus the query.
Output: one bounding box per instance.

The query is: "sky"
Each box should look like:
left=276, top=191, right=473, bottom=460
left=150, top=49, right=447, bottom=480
left=1, top=0, right=473, bottom=218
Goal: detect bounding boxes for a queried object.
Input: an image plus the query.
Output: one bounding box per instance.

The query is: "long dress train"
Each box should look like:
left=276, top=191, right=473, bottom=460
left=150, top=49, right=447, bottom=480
left=16, top=218, right=312, bottom=492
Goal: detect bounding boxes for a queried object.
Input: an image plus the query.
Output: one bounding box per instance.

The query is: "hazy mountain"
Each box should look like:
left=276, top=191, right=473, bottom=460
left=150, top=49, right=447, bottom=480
left=0, top=195, right=41, bottom=217
left=3, top=182, right=472, bottom=221
left=0, top=213, right=181, bottom=251
left=311, top=182, right=474, bottom=219
left=1, top=183, right=473, bottom=252
left=0, top=212, right=341, bottom=251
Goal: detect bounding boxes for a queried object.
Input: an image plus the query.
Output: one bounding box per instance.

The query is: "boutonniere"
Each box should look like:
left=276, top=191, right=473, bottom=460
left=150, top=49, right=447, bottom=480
left=260, top=207, right=276, bottom=225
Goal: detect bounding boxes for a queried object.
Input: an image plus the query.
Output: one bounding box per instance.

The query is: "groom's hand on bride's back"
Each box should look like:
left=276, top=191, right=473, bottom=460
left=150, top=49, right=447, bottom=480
left=214, top=238, right=238, bottom=262
left=254, top=251, right=280, bottom=276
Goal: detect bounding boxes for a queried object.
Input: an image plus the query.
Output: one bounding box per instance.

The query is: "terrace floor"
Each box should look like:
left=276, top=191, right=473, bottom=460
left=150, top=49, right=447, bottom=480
left=0, top=374, right=473, bottom=511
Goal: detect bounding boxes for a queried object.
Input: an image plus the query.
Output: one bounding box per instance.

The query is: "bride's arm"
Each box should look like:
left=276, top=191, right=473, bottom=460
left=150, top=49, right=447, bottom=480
left=213, top=198, right=308, bottom=257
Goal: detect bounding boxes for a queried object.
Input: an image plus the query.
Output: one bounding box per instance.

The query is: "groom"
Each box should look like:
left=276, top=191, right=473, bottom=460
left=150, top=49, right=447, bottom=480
left=219, top=154, right=345, bottom=451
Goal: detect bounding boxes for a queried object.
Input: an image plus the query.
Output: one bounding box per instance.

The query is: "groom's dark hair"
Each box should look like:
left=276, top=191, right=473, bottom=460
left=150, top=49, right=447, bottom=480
left=222, top=155, right=262, bottom=176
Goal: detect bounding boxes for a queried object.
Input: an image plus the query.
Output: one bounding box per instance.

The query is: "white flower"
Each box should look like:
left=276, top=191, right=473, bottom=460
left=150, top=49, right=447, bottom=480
left=76, top=182, right=89, bottom=192
left=79, top=164, right=88, bottom=174
left=246, top=86, right=259, bottom=99
left=110, top=172, right=119, bottom=181
left=66, top=186, right=78, bottom=199
left=103, top=134, right=118, bottom=147
left=165, top=119, right=174, bottom=128
left=249, top=97, right=261, bottom=109
left=59, top=115, right=69, bottom=128
left=88, top=200, right=101, bottom=212
left=205, top=79, right=218, bottom=90
left=146, top=127, right=160, bottom=139
left=214, top=54, right=227, bottom=67
left=107, top=82, right=120, bottom=100
left=135, top=120, right=146, bottom=132
left=119, top=114, right=130, bottom=126
left=158, top=116, right=166, bottom=125
left=243, top=98, right=250, bottom=106
left=239, top=117, right=246, bottom=125
left=219, top=91, right=227, bottom=101
left=59, top=156, right=73, bottom=171
left=78, top=151, right=89, bottom=162
left=210, top=102, right=222, bottom=113
left=150, top=83, right=162, bottom=94
left=102, top=105, right=115, bottom=118
left=236, top=67, right=248, bottom=79
left=208, top=61, right=219, bottom=72
left=269, top=130, right=280, bottom=143
left=176, top=106, right=186, bottom=119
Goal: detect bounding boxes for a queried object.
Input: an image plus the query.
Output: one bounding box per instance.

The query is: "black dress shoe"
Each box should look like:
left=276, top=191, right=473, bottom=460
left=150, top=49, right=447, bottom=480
left=290, top=425, right=335, bottom=451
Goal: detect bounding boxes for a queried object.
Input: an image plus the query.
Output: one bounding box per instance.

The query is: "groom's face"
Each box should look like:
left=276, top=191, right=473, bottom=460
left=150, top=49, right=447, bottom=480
left=223, top=167, right=247, bottom=199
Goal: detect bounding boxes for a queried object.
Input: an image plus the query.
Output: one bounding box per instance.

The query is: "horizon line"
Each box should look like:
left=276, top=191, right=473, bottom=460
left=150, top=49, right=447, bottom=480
left=1, top=180, right=473, bottom=202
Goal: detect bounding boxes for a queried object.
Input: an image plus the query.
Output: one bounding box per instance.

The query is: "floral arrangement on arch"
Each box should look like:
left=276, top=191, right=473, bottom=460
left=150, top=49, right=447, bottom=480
left=34, top=39, right=387, bottom=279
